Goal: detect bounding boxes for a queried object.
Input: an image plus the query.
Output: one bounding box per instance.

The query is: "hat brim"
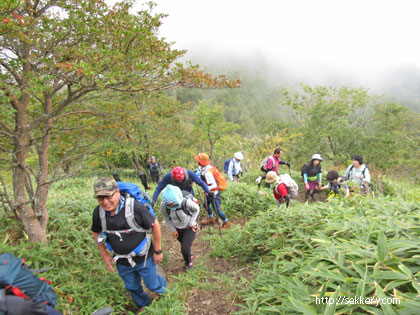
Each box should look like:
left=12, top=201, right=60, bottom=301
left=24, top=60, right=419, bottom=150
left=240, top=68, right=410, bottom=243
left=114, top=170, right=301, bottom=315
left=265, top=178, right=277, bottom=184
left=94, top=189, right=116, bottom=198
left=194, top=155, right=211, bottom=166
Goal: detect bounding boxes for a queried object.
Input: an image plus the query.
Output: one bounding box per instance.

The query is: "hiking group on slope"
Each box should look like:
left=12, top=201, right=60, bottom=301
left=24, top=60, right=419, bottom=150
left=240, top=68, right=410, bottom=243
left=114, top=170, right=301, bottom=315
left=95, top=149, right=370, bottom=312
left=254, top=148, right=371, bottom=206
left=1, top=150, right=371, bottom=315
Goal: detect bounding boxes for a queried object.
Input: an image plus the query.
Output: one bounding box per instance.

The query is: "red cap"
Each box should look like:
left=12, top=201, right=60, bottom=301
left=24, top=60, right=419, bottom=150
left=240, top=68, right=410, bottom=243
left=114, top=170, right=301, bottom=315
left=171, top=166, right=185, bottom=182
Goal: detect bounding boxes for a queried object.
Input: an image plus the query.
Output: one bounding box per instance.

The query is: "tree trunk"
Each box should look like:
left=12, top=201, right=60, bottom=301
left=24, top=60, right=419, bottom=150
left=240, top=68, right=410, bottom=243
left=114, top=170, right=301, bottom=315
left=126, top=152, right=140, bottom=173
left=327, top=135, right=338, bottom=165
left=132, top=152, right=142, bottom=173
left=13, top=95, right=47, bottom=242
left=209, top=134, right=214, bottom=160
left=33, top=96, right=54, bottom=236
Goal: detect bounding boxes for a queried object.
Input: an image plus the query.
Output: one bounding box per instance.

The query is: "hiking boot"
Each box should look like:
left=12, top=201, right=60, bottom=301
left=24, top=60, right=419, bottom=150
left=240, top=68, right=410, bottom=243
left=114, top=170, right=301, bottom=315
left=221, top=221, right=231, bottom=230
left=201, top=217, right=216, bottom=225
left=184, top=263, right=193, bottom=272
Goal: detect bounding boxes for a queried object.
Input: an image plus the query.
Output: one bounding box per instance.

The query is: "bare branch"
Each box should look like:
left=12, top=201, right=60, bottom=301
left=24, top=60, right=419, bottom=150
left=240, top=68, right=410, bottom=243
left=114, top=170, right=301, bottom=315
left=34, top=0, right=60, bottom=18
left=0, top=173, right=18, bottom=218
left=107, top=83, right=177, bottom=93
left=0, top=122, right=15, bottom=138
left=0, top=59, right=22, bottom=85
left=48, top=151, right=90, bottom=185
left=0, top=85, right=20, bottom=110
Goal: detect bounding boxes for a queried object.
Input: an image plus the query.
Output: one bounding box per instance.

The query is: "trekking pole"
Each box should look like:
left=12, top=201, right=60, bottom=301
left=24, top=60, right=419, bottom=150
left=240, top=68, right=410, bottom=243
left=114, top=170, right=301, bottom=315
left=92, top=307, right=113, bottom=315
left=193, top=185, right=204, bottom=231
left=203, top=192, right=212, bottom=235
left=287, top=164, right=291, bottom=176
left=209, top=194, right=223, bottom=239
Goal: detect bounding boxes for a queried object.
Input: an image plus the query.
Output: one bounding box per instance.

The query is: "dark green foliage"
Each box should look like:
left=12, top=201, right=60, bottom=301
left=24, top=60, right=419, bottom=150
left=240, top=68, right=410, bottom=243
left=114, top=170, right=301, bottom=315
left=210, top=196, right=420, bottom=314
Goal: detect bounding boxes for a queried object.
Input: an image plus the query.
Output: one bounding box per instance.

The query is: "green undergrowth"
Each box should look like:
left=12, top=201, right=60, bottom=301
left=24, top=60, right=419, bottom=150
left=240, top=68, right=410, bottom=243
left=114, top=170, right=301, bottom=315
left=209, top=195, right=420, bottom=314
left=0, top=173, right=244, bottom=314
left=2, top=170, right=420, bottom=314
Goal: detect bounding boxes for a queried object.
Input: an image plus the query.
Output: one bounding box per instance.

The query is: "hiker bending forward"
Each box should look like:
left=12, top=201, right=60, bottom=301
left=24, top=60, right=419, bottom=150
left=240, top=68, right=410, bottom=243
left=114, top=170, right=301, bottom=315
left=194, top=153, right=231, bottom=230
left=152, top=166, right=210, bottom=206
left=265, top=171, right=291, bottom=207
left=161, top=185, right=200, bottom=271
left=91, top=178, right=166, bottom=310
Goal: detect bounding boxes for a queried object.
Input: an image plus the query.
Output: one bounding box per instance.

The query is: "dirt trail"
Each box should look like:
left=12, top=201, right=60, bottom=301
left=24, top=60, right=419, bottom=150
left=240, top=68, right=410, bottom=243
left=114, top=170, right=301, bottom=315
left=158, top=218, right=249, bottom=315
left=153, top=194, right=326, bottom=314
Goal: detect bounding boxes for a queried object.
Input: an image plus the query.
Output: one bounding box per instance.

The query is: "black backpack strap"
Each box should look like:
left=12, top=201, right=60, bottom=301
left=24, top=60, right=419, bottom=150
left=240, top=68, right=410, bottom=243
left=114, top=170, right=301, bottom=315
left=362, top=166, right=368, bottom=177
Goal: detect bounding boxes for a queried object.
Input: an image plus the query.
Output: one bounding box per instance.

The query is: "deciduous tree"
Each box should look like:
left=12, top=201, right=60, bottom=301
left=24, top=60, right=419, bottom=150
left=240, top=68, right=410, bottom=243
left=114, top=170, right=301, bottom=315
left=0, top=0, right=239, bottom=242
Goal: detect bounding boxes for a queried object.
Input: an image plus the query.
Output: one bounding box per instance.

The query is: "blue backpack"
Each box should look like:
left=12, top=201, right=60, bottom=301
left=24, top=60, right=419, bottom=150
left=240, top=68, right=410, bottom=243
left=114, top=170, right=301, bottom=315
left=223, top=159, right=234, bottom=174
left=116, top=182, right=155, bottom=216
left=0, top=253, right=57, bottom=308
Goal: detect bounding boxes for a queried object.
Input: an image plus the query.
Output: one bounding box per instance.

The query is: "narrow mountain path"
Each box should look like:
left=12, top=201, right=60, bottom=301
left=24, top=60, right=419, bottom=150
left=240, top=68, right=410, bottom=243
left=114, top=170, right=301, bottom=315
left=157, top=218, right=251, bottom=314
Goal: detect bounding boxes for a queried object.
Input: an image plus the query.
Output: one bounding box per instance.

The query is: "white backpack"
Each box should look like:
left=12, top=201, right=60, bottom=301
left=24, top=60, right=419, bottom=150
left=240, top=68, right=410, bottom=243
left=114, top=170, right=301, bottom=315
left=277, top=174, right=299, bottom=199
left=260, top=156, right=275, bottom=171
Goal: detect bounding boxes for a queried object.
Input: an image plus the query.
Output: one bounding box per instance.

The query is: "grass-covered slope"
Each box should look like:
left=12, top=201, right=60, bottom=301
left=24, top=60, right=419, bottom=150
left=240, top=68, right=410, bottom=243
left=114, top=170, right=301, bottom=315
left=210, top=196, right=420, bottom=314
left=1, top=171, right=419, bottom=314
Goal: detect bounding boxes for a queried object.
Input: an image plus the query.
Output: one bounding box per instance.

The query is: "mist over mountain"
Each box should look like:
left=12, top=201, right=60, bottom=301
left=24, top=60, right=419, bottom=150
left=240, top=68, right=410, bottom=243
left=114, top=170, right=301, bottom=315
left=183, top=49, right=420, bottom=112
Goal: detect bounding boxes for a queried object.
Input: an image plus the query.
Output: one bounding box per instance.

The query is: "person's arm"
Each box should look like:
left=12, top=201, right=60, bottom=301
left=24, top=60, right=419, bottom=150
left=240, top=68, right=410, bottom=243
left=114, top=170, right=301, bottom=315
left=237, top=161, right=242, bottom=174
left=152, top=173, right=170, bottom=204
left=320, top=182, right=331, bottom=190
left=91, top=208, right=115, bottom=272
left=92, top=232, right=115, bottom=273
left=363, top=167, right=371, bottom=184
left=151, top=219, right=163, bottom=264
left=303, top=173, right=308, bottom=184
left=279, top=160, right=290, bottom=166
left=189, top=170, right=210, bottom=194
left=187, top=199, right=200, bottom=227
left=160, top=202, right=176, bottom=232
left=317, top=172, right=322, bottom=188
left=344, top=165, right=352, bottom=180
left=227, top=160, right=234, bottom=181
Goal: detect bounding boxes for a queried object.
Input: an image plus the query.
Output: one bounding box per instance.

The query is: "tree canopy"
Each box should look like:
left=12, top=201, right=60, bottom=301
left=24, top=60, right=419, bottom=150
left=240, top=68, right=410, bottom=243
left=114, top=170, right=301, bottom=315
left=0, top=0, right=239, bottom=242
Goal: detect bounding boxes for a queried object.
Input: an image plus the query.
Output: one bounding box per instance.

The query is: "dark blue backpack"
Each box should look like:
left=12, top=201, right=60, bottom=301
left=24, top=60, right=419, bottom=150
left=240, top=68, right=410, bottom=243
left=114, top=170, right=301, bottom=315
left=223, top=159, right=232, bottom=174
left=116, top=182, right=155, bottom=216
left=0, top=253, right=57, bottom=308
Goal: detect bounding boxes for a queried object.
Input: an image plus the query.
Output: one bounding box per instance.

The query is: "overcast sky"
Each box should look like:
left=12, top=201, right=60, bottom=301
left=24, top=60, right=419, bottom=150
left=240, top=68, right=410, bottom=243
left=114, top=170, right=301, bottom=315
left=130, top=0, right=420, bottom=87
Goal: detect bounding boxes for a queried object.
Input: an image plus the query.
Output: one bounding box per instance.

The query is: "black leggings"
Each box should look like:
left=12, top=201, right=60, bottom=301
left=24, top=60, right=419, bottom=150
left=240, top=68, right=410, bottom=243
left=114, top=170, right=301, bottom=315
left=176, top=228, right=196, bottom=265
left=151, top=173, right=160, bottom=183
